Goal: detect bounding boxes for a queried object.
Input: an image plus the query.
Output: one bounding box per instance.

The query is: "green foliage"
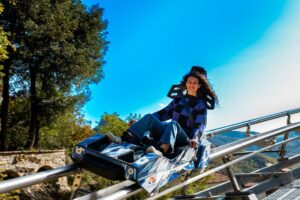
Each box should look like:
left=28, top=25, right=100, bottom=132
left=181, top=173, right=211, bottom=195
left=0, top=0, right=108, bottom=149
left=211, top=153, right=276, bottom=174
left=127, top=171, right=212, bottom=200
left=232, top=154, right=276, bottom=173
left=5, top=96, right=29, bottom=149
left=125, top=113, right=142, bottom=122
left=0, top=169, right=21, bottom=199
left=38, top=111, right=95, bottom=150
left=0, top=3, right=11, bottom=79
left=14, top=0, right=108, bottom=91
left=157, top=171, right=211, bottom=199
left=0, top=27, right=10, bottom=62
left=80, top=171, right=119, bottom=191
left=0, top=3, right=10, bottom=62
left=95, top=112, right=129, bottom=136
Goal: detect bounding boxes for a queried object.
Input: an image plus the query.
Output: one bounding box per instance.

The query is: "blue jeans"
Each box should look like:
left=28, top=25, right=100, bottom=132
left=128, top=114, right=190, bottom=151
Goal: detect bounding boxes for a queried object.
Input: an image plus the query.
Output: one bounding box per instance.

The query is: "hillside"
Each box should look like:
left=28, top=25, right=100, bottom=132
left=208, top=130, right=300, bottom=157
left=207, top=131, right=278, bottom=173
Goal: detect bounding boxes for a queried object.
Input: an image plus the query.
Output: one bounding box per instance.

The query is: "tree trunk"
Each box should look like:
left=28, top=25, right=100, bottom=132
left=33, top=120, right=40, bottom=148
left=0, top=58, right=12, bottom=151
left=25, top=65, right=38, bottom=149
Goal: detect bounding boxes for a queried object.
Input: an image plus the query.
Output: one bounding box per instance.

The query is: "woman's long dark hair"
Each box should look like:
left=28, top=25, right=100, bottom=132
left=180, top=72, right=218, bottom=105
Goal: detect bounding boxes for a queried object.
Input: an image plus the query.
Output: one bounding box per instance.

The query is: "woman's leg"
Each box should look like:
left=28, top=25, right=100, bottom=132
left=158, top=121, right=190, bottom=153
left=127, top=114, right=165, bottom=140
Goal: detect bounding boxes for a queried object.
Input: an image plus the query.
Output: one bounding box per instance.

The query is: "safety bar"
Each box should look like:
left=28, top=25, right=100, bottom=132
left=205, top=107, right=300, bottom=137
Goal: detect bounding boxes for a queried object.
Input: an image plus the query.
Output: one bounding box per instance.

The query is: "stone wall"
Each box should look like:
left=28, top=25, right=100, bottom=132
left=0, top=150, right=69, bottom=191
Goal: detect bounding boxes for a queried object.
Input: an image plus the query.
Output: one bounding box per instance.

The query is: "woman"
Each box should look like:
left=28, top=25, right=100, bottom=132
left=190, top=65, right=218, bottom=109
left=167, top=66, right=217, bottom=110
left=108, top=72, right=217, bottom=156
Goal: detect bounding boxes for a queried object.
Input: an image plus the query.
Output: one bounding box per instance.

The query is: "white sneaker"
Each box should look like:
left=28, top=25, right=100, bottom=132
left=146, top=146, right=162, bottom=156
left=106, top=132, right=122, bottom=144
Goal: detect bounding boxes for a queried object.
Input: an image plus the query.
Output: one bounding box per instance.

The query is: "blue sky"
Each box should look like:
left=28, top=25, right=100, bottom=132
left=82, top=0, right=300, bottom=131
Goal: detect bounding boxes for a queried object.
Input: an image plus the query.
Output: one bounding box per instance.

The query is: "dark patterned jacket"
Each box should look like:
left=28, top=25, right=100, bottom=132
left=153, top=95, right=207, bottom=141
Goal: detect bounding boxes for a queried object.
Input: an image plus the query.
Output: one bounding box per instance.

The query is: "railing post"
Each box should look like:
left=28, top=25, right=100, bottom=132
left=246, top=124, right=251, bottom=137
left=278, top=114, right=292, bottom=161
left=287, top=113, right=291, bottom=124
left=223, top=155, right=240, bottom=192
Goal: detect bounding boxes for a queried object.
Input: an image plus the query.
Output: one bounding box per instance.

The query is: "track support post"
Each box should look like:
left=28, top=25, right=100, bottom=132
left=70, top=170, right=83, bottom=200
left=223, top=155, right=241, bottom=192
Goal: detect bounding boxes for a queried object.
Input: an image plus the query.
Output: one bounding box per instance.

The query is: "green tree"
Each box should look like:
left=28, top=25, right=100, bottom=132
left=125, top=113, right=142, bottom=123
left=95, top=113, right=129, bottom=136
left=38, top=111, right=95, bottom=150
left=0, top=1, right=16, bottom=151
left=5, top=94, right=30, bottom=150
left=0, top=0, right=108, bottom=150
left=0, top=3, right=11, bottom=64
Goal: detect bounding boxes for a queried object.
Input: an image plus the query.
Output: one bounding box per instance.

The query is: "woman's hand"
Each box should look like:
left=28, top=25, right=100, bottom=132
left=189, top=139, right=198, bottom=148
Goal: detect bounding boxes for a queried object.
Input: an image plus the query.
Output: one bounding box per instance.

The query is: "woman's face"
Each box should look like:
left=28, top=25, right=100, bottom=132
left=186, top=76, right=201, bottom=96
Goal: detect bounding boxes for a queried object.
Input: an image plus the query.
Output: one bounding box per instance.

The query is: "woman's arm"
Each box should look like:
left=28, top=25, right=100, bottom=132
left=153, top=100, right=175, bottom=121
left=191, top=101, right=207, bottom=144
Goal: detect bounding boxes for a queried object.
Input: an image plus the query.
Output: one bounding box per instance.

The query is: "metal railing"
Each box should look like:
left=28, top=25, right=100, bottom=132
left=0, top=164, right=79, bottom=193
left=0, top=107, right=300, bottom=199
left=75, top=107, right=300, bottom=200
left=148, top=125, right=300, bottom=200
left=206, top=107, right=300, bottom=137
left=78, top=122, right=300, bottom=200
left=210, top=123, right=300, bottom=159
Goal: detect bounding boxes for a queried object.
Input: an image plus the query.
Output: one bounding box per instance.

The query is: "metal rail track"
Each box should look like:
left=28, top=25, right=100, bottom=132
left=0, top=164, right=80, bottom=193
left=75, top=122, right=300, bottom=200
left=0, top=107, right=300, bottom=199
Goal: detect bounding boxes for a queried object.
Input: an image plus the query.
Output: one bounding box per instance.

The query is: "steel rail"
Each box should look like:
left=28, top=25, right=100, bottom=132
left=205, top=107, right=300, bottom=137
left=76, top=122, right=300, bottom=200
left=146, top=135, right=300, bottom=200
left=73, top=180, right=140, bottom=200
left=243, top=167, right=300, bottom=195
left=210, top=122, right=300, bottom=159
left=74, top=184, right=142, bottom=200
left=193, top=153, right=300, bottom=198
left=1, top=107, right=300, bottom=198
left=0, top=164, right=79, bottom=194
